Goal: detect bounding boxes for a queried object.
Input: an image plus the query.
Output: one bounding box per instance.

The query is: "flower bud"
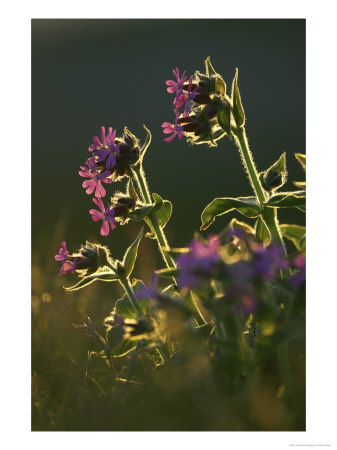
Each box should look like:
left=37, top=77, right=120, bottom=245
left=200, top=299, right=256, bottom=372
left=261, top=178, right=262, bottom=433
left=75, top=242, right=110, bottom=275
left=111, top=195, right=136, bottom=223
left=260, top=153, right=287, bottom=192
left=113, top=128, right=140, bottom=178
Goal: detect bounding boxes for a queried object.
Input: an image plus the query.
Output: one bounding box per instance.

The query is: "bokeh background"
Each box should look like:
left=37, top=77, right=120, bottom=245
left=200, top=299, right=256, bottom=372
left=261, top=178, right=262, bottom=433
left=32, top=19, right=305, bottom=430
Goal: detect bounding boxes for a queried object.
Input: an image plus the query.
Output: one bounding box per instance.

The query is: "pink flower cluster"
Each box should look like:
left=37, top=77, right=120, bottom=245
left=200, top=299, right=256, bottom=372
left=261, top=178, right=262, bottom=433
left=162, top=68, right=198, bottom=143
left=79, top=126, right=120, bottom=236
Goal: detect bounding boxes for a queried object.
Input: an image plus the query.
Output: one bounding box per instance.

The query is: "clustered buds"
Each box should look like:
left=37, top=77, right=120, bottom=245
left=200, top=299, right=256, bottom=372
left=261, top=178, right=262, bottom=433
left=79, top=126, right=142, bottom=236
left=55, top=241, right=110, bottom=276
left=162, top=59, right=230, bottom=147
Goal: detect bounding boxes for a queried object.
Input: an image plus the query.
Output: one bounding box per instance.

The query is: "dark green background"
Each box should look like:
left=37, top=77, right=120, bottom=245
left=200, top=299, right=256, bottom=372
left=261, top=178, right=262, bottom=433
left=31, top=19, right=305, bottom=430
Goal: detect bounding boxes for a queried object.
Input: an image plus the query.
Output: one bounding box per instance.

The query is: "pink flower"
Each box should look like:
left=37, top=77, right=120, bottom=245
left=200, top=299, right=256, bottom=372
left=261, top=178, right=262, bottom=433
left=54, top=241, right=77, bottom=275
left=79, top=158, right=112, bottom=198
left=89, top=197, right=116, bottom=236
left=89, top=127, right=120, bottom=170
left=166, top=67, right=187, bottom=94
left=161, top=109, right=184, bottom=143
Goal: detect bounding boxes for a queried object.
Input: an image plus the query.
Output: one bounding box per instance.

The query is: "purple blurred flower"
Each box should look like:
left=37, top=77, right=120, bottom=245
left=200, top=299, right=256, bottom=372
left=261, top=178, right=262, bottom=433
left=161, top=109, right=184, bottom=143
left=54, top=241, right=77, bottom=276
left=89, top=127, right=120, bottom=170
left=252, top=244, right=289, bottom=280
left=177, top=235, right=221, bottom=288
left=79, top=158, right=112, bottom=198
left=89, top=197, right=116, bottom=236
left=290, top=253, right=306, bottom=288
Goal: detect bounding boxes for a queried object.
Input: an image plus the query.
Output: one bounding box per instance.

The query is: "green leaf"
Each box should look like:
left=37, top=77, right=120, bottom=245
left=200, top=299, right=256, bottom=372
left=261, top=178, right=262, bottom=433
left=228, top=217, right=255, bottom=235
left=266, top=191, right=306, bottom=209
left=106, top=326, right=124, bottom=349
left=295, top=153, right=306, bottom=171
left=255, top=217, right=271, bottom=245
left=217, top=101, right=231, bottom=135
left=128, top=205, right=154, bottom=221
left=131, top=279, right=150, bottom=315
left=122, top=227, right=144, bottom=278
left=215, top=76, right=226, bottom=96
left=293, top=181, right=306, bottom=189
left=151, top=193, right=164, bottom=212
left=160, top=246, right=189, bottom=257
left=231, top=68, right=245, bottom=128
left=64, top=271, right=118, bottom=291
left=161, top=285, right=180, bottom=300
left=156, top=200, right=173, bottom=229
left=280, top=224, right=306, bottom=250
left=201, top=196, right=262, bottom=230
left=155, top=267, right=179, bottom=278
left=139, top=124, right=152, bottom=163
left=127, top=178, right=138, bottom=201
left=115, top=296, right=138, bottom=319
left=205, top=56, right=217, bottom=76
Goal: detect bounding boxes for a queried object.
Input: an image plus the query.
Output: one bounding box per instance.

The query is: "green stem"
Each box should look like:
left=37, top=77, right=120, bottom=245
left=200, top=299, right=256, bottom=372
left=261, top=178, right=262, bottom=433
left=233, top=127, right=286, bottom=254
left=132, top=165, right=177, bottom=271
left=233, top=127, right=266, bottom=205
left=261, top=207, right=287, bottom=253
left=119, top=277, right=143, bottom=316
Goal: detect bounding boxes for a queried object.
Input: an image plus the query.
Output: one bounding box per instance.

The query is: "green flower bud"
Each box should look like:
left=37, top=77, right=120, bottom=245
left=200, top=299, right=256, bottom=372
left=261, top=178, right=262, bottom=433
left=261, top=152, right=287, bottom=192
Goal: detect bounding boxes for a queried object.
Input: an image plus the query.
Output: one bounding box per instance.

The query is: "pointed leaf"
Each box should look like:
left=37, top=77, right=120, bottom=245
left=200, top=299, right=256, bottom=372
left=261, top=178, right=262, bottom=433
left=295, top=153, right=306, bottom=171
left=139, top=124, right=152, bottom=163
left=231, top=68, right=245, bottom=128
left=205, top=56, right=217, bottom=76
left=127, top=178, right=138, bottom=201
left=217, top=101, right=231, bottom=135
left=161, top=284, right=181, bottom=298
left=293, top=181, right=306, bottom=189
left=122, top=227, right=144, bottom=278
left=64, top=271, right=118, bottom=291
left=156, top=200, right=173, bottom=229
left=201, top=196, right=262, bottom=230
left=151, top=193, right=164, bottom=212
left=155, top=267, right=179, bottom=278
left=160, top=246, right=189, bottom=257
left=255, top=217, right=271, bottom=245
left=266, top=191, right=306, bottom=209
left=129, top=205, right=154, bottom=221
left=280, top=224, right=306, bottom=250
left=229, top=218, right=255, bottom=235
left=215, top=76, right=226, bottom=96
left=115, top=296, right=138, bottom=319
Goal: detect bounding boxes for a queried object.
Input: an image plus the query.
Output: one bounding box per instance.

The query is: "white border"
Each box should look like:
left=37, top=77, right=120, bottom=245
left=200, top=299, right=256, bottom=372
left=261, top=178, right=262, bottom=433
left=1, top=0, right=337, bottom=449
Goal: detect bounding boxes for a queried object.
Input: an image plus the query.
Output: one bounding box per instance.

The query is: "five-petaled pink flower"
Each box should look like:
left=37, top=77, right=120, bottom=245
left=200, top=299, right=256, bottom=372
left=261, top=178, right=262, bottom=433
left=161, top=109, right=184, bottom=143
left=166, top=68, right=187, bottom=106
left=54, top=241, right=77, bottom=275
left=89, top=197, right=116, bottom=236
left=89, top=126, right=120, bottom=170
left=79, top=158, right=112, bottom=198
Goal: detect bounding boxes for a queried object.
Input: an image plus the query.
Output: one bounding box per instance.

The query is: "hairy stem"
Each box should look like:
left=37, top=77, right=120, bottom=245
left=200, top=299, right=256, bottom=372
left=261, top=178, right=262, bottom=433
left=119, top=277, right=143, bottom=316
left=132, top=165, right=177, bottom=271
left=233, top=127, right=286, bottom=254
